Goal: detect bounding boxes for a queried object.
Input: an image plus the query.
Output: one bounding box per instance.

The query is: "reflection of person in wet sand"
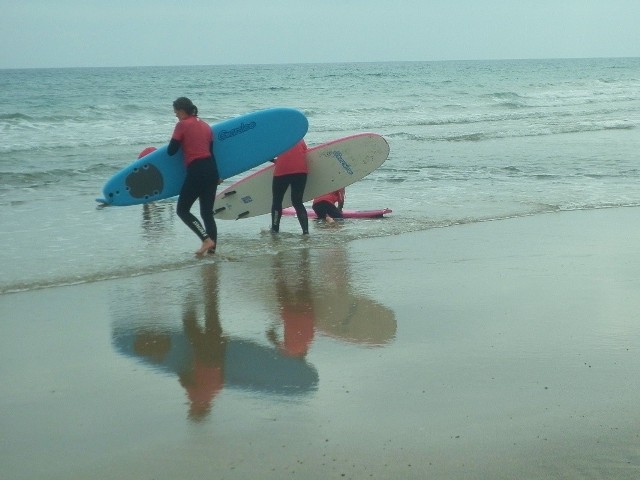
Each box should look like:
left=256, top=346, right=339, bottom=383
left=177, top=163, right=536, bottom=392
left=178, top=264, right=226, bottom=422
left=267, top=249, right=315, bottom=358
left=137, top=147, right=175, bottom=237
left=141, top=202, right=175, bottom=236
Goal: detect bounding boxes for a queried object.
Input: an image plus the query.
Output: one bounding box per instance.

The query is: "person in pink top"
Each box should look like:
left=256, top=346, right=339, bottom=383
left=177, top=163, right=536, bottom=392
left=312, top=188, right=345, bottom=224
left=167, top=97, right=219, bottom=256
left=271, top=139, right=309, bottom=234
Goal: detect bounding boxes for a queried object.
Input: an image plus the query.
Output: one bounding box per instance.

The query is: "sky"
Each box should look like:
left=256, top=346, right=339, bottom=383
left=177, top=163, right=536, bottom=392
left=2, top=0, right=639, bottom=69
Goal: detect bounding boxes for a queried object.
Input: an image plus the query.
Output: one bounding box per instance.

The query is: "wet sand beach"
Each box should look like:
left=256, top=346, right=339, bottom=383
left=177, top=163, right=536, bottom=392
left=2, top=207, right=640, bottom=479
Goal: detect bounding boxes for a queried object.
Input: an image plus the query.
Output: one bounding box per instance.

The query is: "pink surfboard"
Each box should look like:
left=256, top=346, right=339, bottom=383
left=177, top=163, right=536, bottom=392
left=283, top=207, right=392, bottom=219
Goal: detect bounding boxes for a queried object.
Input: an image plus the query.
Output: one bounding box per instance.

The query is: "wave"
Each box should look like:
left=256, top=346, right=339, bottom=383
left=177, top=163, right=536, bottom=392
left=0, top=106, right=159, bottom=126
left=0, top=163, right=116, bottom=190
left=484, top=91, right=532, bottom=109
left=603, top=122, right=635, bottom=130
left=447, top=132, right=486, bottom=142
left=0, top=113, right=34, bottom=121
left=384, top=118, right=636, bottom=143
left=307, top=99, right=637, bottom=135
left=0, top=258, right=205, bottom=295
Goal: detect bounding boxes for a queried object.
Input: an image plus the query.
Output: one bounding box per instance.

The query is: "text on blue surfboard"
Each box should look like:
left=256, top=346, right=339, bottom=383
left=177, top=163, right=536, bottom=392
left=218, top=121, right=257, bottom=141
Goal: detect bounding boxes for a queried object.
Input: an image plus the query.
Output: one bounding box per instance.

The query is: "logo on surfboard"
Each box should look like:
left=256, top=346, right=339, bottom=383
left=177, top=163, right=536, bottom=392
left=218, top=121, right=257, bottom=141
left=333, top=151, right=354, bottom=175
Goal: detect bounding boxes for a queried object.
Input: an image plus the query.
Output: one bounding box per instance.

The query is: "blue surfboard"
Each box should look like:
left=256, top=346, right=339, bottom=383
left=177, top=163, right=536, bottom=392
left=97, top=107, right=308, bottom=206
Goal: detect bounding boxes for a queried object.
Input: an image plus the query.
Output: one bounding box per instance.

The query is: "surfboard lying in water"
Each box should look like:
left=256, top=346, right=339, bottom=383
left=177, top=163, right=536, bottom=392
left=282, top=207, right=392, bottom=219
left=97, top=107, right=308, bottom=206
left=213, top=133, right=390, bottom=220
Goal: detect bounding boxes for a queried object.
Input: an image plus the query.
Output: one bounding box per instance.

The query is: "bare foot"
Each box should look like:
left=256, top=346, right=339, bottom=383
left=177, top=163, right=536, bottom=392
left=195, top=238, right=215, bottom=255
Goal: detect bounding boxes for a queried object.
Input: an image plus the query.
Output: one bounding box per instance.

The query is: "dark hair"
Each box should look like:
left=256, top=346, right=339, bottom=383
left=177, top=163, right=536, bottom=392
left=173, top=97, right=198, bottom=116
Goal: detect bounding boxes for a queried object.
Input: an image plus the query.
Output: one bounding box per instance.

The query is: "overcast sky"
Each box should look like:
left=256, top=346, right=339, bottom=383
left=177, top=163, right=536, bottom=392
left=2, top=0, right=639, bottom=69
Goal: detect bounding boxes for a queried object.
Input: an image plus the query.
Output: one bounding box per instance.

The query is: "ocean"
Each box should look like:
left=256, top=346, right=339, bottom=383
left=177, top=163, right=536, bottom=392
left=1, top=58, right=639, bottom=294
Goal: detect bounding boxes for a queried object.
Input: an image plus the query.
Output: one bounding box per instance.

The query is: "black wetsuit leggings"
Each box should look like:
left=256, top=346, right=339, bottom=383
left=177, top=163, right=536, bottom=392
left=271, top=173, right=308, bottom=233
left=312, top=201, right=343, bottom=220
left=177, top=157, right=219, bottom=243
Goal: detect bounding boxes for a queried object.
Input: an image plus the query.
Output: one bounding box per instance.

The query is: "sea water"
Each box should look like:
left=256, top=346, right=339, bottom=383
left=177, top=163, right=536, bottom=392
left=1, top=58, right=639, bottom=293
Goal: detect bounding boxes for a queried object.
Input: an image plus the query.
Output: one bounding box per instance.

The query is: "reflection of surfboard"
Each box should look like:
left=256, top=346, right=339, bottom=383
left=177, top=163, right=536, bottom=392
left=283, top=207, right=392, bottom=219
left=112, top=330, right=318, bottom=395
left=97, top=108, right=308, bottom=206
left=213, top=133, right=390, bottom=220
left=313, top=294, right=397, bottom=346
left=261, top=247, right=397, bottom=346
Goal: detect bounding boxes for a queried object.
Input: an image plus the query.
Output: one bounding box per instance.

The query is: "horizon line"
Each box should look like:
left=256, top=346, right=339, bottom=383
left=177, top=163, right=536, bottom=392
left=2, top=56, right=639, bottom=71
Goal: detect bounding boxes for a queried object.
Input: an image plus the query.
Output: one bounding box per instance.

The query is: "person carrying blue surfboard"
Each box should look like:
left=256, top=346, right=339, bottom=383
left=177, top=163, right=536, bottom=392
left=168, top=97, right=219, bottom=256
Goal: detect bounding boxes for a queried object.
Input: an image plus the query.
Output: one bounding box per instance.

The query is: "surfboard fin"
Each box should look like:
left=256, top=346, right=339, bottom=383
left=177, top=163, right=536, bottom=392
left=222, top=190, right=236, bottom=198
left=236, top=211, right=250, bottom=220
left=213, top=206, right=226, bottom=215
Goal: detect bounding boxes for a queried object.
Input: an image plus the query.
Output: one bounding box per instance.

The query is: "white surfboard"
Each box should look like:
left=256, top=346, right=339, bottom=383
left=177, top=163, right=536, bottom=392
left=213, top=133, right=389, bottom=220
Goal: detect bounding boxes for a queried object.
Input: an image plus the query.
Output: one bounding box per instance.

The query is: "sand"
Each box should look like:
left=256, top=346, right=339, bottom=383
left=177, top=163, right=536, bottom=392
left=2, top=207, right=640, bottom=479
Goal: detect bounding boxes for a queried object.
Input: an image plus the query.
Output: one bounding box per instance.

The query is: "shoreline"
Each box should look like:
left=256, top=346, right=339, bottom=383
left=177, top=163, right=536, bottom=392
left=4, top=204, right=640, bottom=296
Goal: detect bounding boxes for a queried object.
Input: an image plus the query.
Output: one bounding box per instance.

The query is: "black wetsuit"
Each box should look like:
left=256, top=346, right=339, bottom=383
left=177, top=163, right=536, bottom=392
left=271, top=173, right=308, bottom=234
left=169, top=138, right=219, bottom=244
left=312, top=201, right=343, bottom=220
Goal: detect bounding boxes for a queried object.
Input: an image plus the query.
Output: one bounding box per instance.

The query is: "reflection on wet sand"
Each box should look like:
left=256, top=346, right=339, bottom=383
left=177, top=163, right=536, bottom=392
left=178, top=263, right=225, bottom=421
left=266, top=247, right=397, bottom=350
left=311, top=247, right=397, bottom=346
left=267, top=249, right=315, bottom=357
left=141, top=202, right=175, bottom=238
left=111, top=263, right=319, bottom=422
left=110, top=246, right=396, bottom=421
